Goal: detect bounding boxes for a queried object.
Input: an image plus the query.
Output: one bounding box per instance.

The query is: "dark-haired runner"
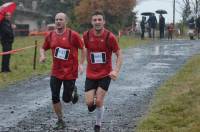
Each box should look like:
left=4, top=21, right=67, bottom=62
left=83, top=10, right=123, bottom=132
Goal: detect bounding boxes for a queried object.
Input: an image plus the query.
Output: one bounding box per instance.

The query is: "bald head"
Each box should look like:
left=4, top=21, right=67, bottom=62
left=55, top=12, right=67, bottom=22
left=55, top=12, right=68, bottom=31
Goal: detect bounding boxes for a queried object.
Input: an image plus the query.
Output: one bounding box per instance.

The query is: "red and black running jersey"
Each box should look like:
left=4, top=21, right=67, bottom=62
left=83, top=28, right=120, bottom=79
left=43, top=28, right=83, bottom=80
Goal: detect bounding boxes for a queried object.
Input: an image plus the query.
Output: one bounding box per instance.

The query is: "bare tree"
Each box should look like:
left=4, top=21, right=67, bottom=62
left=178, top=0, right=200, bottom=22
left=175, top=0, right=191, bottom=23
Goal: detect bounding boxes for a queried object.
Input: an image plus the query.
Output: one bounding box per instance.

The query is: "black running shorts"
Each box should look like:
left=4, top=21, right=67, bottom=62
left=85, top=76, right=111, bottom=92
left=50, top=76, right=75, bottom=104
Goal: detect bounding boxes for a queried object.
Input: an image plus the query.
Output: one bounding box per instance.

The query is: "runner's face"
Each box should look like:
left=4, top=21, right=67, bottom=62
left=55, top=14, right=66, bottom=30
left=91, top=15, right=105, bottom=31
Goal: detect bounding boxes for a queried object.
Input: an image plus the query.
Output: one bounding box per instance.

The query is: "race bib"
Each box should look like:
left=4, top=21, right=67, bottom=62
left=54, top=47, right=70, bottom=60
left=90, top=52, right=106, bottom=64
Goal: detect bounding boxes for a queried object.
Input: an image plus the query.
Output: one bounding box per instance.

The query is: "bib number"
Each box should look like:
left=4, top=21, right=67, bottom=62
left=90, top=52, right=106, bottom=64
left=54, top=47, right=70, bottom=60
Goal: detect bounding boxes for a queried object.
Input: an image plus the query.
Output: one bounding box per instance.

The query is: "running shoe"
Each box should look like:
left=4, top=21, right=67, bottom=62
left=94, top=125, right=100, bottom=132
left=72, top=85, right=79, bottom=104
left=53, top=119, right=66, bottom=130
left=88, top=104, right=96, bottom=112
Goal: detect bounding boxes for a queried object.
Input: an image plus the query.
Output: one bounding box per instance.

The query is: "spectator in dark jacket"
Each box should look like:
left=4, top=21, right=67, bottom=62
left=0, top=12, right=15, bottom=72
left=147, top=16, right=152, bottom=38
left=188, top=17, right=195, bottom=29
left=188, top=17, right=195, bottom=40
left=148, top=13, right=157, bottom=39
left=196, top=16, right=200, bottom=39
left=140, top=16, right=146, bottom=39
left=159, top=14, right=165, bottom=38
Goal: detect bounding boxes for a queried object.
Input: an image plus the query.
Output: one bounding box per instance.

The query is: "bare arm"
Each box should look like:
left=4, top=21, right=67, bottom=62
left=114, top=49, right=123, bottom=73
left=39, top=48, right=46, bottom=63
left=109, top=49, right=123, bottom=80
left=78, top=47, right=87, bottom=74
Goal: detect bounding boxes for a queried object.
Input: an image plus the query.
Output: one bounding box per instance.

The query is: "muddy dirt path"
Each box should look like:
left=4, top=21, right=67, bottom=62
left=1, top=40, right=200, bottom=132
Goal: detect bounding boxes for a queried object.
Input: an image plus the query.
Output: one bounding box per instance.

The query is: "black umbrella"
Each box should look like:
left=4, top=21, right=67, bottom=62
left=141, top=12, right=154, bottom=16
left=155, top=9, right=167, bottom=14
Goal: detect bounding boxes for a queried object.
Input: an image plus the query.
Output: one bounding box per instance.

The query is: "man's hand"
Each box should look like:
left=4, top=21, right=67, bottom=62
left=78, top=64, right=84, bottom=75
left=109, top=70, right=119, bottom=80
left=109, top=50, right=122, bottom=80
left=39, top=55, right=46, bottom=63
left=39, top=48, right=46, bottom=63
left=11, top=24, right=16, bottom=29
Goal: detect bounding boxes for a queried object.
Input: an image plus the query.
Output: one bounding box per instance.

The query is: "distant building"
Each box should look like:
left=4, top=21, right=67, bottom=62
left=2, top=0, right=52, bottom=35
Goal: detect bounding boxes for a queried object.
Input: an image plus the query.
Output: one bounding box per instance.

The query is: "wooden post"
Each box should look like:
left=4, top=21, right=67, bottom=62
left=33, top=40, right=37, bottom=70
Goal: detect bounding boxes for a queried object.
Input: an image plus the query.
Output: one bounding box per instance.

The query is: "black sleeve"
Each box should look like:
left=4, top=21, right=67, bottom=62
left=0, top=20, right=13, bottom=37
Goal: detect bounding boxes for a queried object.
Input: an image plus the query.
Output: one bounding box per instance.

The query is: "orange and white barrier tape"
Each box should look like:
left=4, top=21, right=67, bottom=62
left=0, top=45, right=36, bottom=55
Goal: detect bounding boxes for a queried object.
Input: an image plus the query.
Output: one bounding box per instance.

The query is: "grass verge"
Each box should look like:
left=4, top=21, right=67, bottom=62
left=0, top=36, right=52, bottom=88
left=119, top=35, right=149, bottom=49
left=136, top=54, right=200, bottom=132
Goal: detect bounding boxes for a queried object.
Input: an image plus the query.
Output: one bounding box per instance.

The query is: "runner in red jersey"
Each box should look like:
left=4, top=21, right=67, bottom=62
left=39, top=12, right=86, bottom=130
left=83, top=10, right=123, bottom=132
left=84, top=28, right=120, bottom=79
left=43, top=28, right=82, bottom=80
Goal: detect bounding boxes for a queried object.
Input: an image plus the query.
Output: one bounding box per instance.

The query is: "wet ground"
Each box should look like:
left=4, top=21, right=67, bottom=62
left=1, top=39, right=200, bottom=132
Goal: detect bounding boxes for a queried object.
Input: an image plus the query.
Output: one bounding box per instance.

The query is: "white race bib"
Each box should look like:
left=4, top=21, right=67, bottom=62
left=54, top=47, right=70, bottom=60
left=90, top=52, right=106, bottom=64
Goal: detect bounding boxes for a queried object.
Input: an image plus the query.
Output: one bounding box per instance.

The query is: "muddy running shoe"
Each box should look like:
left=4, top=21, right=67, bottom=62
left=94, top=125, right=100, bottom=132
left=88, top=104, right=96, bottom=112
left=72, top=85, right=79, bottom=104
left=53, top=119, right=66, bottom=130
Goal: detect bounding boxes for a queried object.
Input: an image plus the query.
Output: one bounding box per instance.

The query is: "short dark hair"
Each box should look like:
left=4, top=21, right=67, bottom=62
left=91, top=10, right=105, bottom=19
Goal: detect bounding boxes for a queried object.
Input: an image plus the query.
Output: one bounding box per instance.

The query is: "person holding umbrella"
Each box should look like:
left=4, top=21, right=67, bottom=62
left=159, top=14, right=165, bottom=38
left=156, top=10, right=167, bottom=39
left=148, top=13, right=157, bottom=39
left=140, top=12, right=154, bottom=39
left=0, top=2, right=16, bottom=73
left=0, top=12, right=15, bottom=72
left=140, top=16, right=146, bottom=39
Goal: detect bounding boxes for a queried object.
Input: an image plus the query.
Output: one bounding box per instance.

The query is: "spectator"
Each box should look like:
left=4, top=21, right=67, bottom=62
left=148, top=13, right=157, bottom=39
left=140, top=16, right=146, bottom=39
left=196, top=16, right=200, bottom=39
left=188, top=17, right=195, bottom=40
left=167, top=23, right=174, bottom=40
left=0, top=12, right=15, bottom=73
left=159, top=14, right=165, bottom=38
left=147, top=16, right=152, bottom=38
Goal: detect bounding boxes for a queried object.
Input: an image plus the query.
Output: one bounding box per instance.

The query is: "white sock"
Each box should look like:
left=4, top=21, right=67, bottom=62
left=57, top=113, right=63, bottom=121
left=96, top=106, right=104, bottom=126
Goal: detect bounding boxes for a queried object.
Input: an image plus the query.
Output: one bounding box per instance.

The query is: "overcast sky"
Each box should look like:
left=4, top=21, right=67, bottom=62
left=134, top=0, right=182, bottom=23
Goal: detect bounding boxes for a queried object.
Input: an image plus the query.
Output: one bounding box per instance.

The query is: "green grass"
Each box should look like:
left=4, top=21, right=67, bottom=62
left=0, top=35, right=147, bottom=88
left=0, top=36, right=52, bottom=88
left=136, top=54, right=200, bottom=132
left=119, top=35, right=149, bottom=49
